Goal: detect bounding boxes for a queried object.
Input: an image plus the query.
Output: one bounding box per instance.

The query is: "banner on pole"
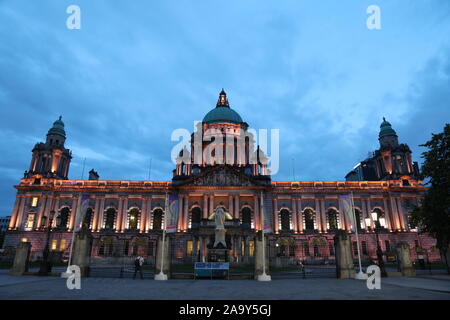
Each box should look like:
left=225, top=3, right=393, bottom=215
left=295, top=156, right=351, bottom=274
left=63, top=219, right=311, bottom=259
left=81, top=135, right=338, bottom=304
left=74, top=193, right=90, bottom=232
left=339, top=194, right=355, bottom=232
left=166, top=194, right=179, bottom=233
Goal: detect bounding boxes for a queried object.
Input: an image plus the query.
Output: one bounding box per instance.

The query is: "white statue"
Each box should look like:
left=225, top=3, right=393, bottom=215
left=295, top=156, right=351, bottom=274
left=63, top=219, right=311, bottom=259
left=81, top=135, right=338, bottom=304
left=208, top=207, right=233, bottom=248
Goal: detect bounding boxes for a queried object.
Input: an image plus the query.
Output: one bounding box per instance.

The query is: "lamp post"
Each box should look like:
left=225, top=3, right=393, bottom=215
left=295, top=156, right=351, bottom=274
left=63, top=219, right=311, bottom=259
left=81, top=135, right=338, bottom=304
left=38, top=210, right=59, bottom=276
left=365, top=212, right=387, bottom=277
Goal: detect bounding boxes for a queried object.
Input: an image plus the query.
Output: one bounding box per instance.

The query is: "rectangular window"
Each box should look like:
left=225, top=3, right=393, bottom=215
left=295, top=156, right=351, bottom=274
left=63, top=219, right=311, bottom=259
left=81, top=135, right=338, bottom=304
left=21, top=238, right=28, bottom=242
left=124, top=241, right=129, bottom=255
left=353, top=241, right=358, bottom=256
left=414, top=240, right=419, bottom=248
left=25, top=214, right=35, bottom=230
left=51, top=239, right=58, bottom=251
left=242, top=240, right=245, bottom=256
left=249, top=241, right=255, bottom=257
left=60, top=239, right=66, bottom=251
left=314, top=245, right=320, bottom=257
left=329, top=243, right=335, bottom=256
left=31, top=197, right=38, bottom=207
left=362, top=241, right=368, bottom=255
left=187, top=240, right=193, bottom=256
left=99, top=243, right=105, bottom=256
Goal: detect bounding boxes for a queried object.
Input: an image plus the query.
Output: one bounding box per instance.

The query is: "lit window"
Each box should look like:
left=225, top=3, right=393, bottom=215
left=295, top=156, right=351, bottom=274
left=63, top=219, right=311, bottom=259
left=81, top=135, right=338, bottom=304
left=60, top=239, right=66, bottom=251
left=25, top=214, right=35, bottom=230
left=21, top=238, right=28, bottom=242
left=51, top=239, right=58, bottom=251
left=249, top=241, right=255, bottom=257
left=186, top=240, right=193, bottom=256
left=31, top=197, right=38, bottom=207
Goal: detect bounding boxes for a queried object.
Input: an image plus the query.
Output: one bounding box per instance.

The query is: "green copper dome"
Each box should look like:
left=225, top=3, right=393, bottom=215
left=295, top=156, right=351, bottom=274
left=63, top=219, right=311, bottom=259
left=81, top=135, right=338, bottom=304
left=203, top=106, right=243, bottom=124
left=203, top=89, right=243, bottom=124
left=47, top=116, right=66, bottom=137
left=379, top=117, right=397, bottom=138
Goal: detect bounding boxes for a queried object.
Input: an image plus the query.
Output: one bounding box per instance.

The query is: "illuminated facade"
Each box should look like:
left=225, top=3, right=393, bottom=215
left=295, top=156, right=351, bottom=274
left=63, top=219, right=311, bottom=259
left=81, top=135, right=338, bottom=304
left=3, top=90, right=440, bottom=265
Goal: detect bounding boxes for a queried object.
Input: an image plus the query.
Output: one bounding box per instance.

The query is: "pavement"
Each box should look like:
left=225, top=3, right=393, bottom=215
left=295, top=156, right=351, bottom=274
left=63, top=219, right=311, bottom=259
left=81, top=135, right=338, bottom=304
left=0, top=270, right=449, bottom=300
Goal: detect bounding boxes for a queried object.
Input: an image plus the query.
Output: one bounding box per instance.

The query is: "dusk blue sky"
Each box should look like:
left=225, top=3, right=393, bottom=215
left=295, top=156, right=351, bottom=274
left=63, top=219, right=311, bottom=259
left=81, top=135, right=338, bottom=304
left=1, top=1, right=449, bottom=217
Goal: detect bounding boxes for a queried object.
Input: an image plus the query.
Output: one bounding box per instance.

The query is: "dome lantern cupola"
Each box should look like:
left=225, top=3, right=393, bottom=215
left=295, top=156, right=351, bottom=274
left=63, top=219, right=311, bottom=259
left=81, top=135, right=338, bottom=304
left=203, top=89, right=243, bottom=124
left=47, top=116, right=66, bottom=138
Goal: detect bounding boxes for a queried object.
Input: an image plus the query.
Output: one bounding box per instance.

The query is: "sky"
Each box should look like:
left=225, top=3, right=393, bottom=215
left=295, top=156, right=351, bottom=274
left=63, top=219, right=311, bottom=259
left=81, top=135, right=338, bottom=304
left=0, top=0, right=449, bottom=217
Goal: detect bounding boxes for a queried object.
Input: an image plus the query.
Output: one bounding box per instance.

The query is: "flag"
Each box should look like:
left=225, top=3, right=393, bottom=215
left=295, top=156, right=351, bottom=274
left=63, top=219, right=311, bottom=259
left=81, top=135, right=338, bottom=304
left=166, top=194, right=179, bottom=233
left=339, top=194, right=355, bottom=232
left=74, top=194, right=90, bottom=232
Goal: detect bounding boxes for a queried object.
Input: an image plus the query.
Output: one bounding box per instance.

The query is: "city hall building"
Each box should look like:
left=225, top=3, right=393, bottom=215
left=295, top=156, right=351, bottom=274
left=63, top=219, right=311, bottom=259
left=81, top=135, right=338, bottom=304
left=2, top=90, right=440, bottom=265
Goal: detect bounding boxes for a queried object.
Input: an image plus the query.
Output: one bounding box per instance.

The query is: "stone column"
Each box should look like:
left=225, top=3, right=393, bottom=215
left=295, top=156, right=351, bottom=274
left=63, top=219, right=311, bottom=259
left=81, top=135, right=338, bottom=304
left=184, top=195, right=189, bottom=231
left=117, top=198, right=124, bottom=231
left=292, top=198, right=298, bottom=233
left=396, top=242, right=416, bottom=277
left=237, top=236, right=242, bottom=263
left=140, top=197, right=147, bottom=233
left=383, top=198, right=392, bottom=231
left=235, top=195, right=240, bottom=220
left=10, top=242, right=31, bottom=276
left=15, top=196, right=27, bottom=230
left=192, top=237, right=198, bottom=262
left=254, top=195, right=259, bottom=230
left=146, top=198, right=153, bottom=231
left=389, top=196, right=401, bottom=231
left=92, top=198, right=100, bottom=231
left=367, top=198, right=375, bottom=229
left=229, top=195, right=234, bottom=219
left=97, top=198, right=105, bottom=231
left=335, top=230, right=355, bottom=279
left=72, top=230, right=92, bottom=277
left=297, top=199, right=303, bottom=233
left=36, top=195, right=48, bottom=230
left=69, top=196, right=79, bottom=231
left=315, top=199, right=322, bottom=232
left=396, top=198, right=407, bottom=231
left=338, top=195, right=348, bottom=230
left=199, top=236, right=204, bottom=262
left=203, top=195, right=208, bottom=219
left=209, top=195, right=214, bottom=216
left=9, top=197, right=21, bottom=230
left=121, top=198, right=129, bottom=232
left=320, top=199, right=327, bottom=232
left=155, top=235, right=171, bottom=278
left=244, top=236, right=250, bottom=263
left=273, top=198, right=279, bottom=233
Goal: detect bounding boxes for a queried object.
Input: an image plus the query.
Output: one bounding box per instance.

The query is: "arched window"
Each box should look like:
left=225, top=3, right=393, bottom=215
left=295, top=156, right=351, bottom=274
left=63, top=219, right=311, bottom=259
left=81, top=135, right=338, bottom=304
left=280, top=209, right=291, bottom=231
left=128, top=208, right=139, bottom=231
left=354, top=209, right=362, bottom=231
left=327, top=209, right=338, bottom=231
left=191, top=207, right=201, bottom=229
left=104, top=208, right=116, bottom=230
left=241, top=207, right=251, bottom=228
left=153, top=209, right=163, bottom=230
left=83, top=207, right=93, bottom=229
left=304, top=209, right=315, bottom=231
left=59, top=207, right=70, bottom=229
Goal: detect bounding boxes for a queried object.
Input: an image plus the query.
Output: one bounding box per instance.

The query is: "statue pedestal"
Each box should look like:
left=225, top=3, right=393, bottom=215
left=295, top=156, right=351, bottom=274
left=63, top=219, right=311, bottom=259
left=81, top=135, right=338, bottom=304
left=207, top=248, right=229, bottom=262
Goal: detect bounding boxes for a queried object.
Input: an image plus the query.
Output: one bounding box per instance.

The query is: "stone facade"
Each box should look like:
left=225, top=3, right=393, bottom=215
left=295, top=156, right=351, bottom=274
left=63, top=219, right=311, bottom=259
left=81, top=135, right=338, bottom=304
left=2, top=91, right=440, bottom=266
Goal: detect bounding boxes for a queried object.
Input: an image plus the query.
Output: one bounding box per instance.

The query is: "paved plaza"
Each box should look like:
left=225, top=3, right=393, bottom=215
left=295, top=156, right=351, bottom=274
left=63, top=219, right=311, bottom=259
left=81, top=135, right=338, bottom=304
left=0, top=270, right=449, bottom=300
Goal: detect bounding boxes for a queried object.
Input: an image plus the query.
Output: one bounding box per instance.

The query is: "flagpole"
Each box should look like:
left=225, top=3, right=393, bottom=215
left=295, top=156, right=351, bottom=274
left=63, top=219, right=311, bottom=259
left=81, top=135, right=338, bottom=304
left=351, top=192, right=365, bottom=279
left=257, top=191, right=271, bottom=281
left=68, top=192, right=82, bottom=269
left=155, top=192, right=168, bottom=280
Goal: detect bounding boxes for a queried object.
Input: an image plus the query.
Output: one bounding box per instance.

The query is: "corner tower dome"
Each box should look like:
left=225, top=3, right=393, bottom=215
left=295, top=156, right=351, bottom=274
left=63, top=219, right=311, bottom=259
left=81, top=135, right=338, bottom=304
left=47, top=116, right=66, bottom=138
left=202, top=89, right=243, bottom=124
left=379, top=117, right=397, bottom=138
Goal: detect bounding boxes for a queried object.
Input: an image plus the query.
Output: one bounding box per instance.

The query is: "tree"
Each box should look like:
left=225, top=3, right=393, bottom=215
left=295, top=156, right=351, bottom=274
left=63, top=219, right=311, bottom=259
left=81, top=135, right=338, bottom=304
left=411, top=124, right=450, bottom=273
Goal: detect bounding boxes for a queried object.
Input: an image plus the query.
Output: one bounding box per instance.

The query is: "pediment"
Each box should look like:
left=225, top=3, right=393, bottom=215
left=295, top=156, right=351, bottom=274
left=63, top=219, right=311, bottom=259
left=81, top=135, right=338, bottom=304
left=179, top=165, right=261, bottom=187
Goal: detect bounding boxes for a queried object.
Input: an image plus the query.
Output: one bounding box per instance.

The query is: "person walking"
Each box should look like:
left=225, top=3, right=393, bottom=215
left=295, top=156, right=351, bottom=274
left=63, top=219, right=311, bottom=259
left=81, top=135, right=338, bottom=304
left=133, top=255, right=144, bottom=280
